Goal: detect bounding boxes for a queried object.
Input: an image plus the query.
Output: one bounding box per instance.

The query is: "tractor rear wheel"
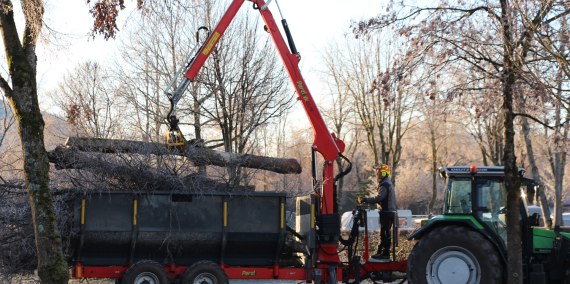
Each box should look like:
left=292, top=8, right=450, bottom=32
left=408, top=225, right=503, bottom=284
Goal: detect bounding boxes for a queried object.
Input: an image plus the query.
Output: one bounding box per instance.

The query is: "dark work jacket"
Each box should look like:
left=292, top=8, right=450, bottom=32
left=363, top=177, right=397, bottom=212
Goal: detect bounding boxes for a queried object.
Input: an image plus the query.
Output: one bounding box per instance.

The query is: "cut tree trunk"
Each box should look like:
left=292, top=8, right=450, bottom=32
left=51, top=137, right=302, bottom=174
left=48, top=146, right=254, bottom=192
left=49, top=146, right=183, bottom=190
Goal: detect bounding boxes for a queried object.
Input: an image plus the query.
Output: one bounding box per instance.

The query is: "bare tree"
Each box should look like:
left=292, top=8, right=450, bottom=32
left=535, top=68, right=570, bottom=228
left=322, top=33, right=418, bottom=184
left=114, top=0, right=201, bottom=143
left=417, top=80, right=452, bottom=215
left=321, top=41, right=360, bottom=210
left=465, top=91, right=505, bottom=166
left=540, top=15, right=569, bottom=228
left=198, top=12, right=292, bottom=187
left=514, top=11, right=569, bottom=228
left=52, top=61, right=125, bottom=139
left=0, top=0, right=68, bottom=282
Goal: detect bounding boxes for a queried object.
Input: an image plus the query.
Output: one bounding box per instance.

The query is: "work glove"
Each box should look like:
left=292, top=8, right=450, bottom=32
left=357, top=196, right=364, bottom=205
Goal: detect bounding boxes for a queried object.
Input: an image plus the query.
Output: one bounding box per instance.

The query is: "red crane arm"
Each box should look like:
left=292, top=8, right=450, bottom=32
left=183, top=0, right=243, bottom=81
left=184, top=0, right=346, bottom=217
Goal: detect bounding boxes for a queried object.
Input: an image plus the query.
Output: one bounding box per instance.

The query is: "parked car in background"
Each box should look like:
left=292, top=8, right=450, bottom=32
left=341, top=209, right=425, bottom=233
left=528, top=205, right=570, bottom=226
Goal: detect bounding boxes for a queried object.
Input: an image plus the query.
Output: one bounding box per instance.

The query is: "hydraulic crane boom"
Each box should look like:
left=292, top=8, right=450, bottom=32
left=164, top=0, right=349, bottom=273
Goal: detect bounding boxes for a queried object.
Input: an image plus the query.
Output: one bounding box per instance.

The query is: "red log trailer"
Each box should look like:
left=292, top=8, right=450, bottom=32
left=70, top=0, right=407, bottom=283
left=71, top=193, right=406, bottom=283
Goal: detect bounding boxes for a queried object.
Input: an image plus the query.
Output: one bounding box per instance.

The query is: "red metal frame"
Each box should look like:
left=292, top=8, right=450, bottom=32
left=363, top=228, right=370, bottom=261
left=363, top=261, right=408, bottom=274
left=72, top=261, right=406, bottom=281
left=72, top=263, right=127, bottom=279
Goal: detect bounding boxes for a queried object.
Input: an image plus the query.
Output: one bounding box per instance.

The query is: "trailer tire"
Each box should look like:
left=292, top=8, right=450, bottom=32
left=408, top=225, right=503, bottom=284
left=122, top=260, right=170, bottom=284
left=182, top=261, right=228, bottom=284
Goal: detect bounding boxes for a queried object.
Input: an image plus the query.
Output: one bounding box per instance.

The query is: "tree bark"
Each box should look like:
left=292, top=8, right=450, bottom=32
left=56, top=137, right=302, bottom=174
left=428, top=125, right=437, bottom=215
left=500, top=1, right=523, bottom=282
left=548, top=45, right=568, bottom=228
left=0, top=1, right=69, bottom=282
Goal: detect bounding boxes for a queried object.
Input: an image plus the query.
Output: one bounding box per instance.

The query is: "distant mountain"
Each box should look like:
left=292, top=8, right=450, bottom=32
left=0, top=102, right=71, bottom=151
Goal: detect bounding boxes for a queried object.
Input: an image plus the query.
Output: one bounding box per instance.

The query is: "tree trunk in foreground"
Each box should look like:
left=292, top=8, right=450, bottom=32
left=501, top=0, right=523, bottom=282
left=1, top=1, right=69, bottom=282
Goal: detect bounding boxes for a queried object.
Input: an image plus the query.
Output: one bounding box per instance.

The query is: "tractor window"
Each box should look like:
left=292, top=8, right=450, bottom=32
left=444, top=178, right=472, bottom=214
left=475, top=179, right=507, bottom=244
left=475, top=179, right=507, bottom=213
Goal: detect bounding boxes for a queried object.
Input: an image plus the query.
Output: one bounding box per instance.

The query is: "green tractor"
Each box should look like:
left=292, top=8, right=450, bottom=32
left=407, top=166, right=570, bottom=284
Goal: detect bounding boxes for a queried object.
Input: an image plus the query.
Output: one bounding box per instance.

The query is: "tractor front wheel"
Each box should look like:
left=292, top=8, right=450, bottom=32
left=408, top=225, right=503, bottom=284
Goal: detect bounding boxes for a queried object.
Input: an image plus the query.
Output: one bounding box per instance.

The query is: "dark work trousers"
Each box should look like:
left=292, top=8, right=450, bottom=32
left=378, top=211, right=395, bottom=255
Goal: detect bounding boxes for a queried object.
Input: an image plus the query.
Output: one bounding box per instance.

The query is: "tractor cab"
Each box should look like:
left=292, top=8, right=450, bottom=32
left=440, top=165, right=535, bottom=247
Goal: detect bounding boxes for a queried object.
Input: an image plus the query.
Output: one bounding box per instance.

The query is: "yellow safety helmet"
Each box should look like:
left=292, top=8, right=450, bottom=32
left=374, top=164, right=391, bottom=177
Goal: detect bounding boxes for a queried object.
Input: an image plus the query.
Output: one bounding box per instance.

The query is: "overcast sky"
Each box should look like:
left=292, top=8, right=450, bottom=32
left=31, top=0, right=382, bottom=114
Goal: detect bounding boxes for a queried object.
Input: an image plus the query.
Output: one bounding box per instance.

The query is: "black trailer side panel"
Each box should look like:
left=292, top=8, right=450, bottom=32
left=135, top=194, right=223, bottom=265
left=225, top=195, right=281, bottom=266
left=73, top=192, right=285, bottom=267
left=78, top=194, right=133, bottom=265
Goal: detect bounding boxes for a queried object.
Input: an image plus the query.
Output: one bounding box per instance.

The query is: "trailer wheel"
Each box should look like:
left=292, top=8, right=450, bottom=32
left=408, top=225, right=503, bottom=284
left=182, top=261, right=228, bottom=284
left=122, top=260, right=170, bottom=284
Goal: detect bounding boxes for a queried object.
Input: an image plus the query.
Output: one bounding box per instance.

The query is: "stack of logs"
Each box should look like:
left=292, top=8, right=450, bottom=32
left=48, top=137, right=302, bottom=191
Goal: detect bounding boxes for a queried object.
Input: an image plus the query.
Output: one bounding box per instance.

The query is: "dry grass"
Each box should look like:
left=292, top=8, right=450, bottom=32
left=395, top=232, right=416, bottom=262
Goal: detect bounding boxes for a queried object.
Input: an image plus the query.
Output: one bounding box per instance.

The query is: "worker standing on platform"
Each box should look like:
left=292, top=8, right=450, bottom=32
left=358, top=164, right=397, bottom=261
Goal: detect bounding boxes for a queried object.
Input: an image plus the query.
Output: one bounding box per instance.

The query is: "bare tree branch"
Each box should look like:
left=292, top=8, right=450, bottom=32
left=513, top=112, right=570, bottom=130
left=354, top=5, right=499, bottom=36
left=0, top=75, right=12, bottom=96
left=543, top=8, right=570, bottom=25
left=0, top=1, right=24, bottom=70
